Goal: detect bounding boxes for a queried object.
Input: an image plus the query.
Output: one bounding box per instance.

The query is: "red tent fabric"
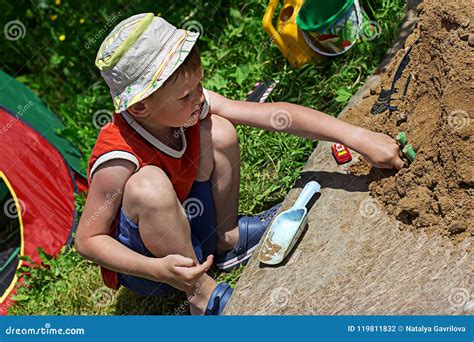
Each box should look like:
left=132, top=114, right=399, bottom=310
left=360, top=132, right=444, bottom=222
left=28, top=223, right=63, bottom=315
left=0, top=106, right=78, bottom=314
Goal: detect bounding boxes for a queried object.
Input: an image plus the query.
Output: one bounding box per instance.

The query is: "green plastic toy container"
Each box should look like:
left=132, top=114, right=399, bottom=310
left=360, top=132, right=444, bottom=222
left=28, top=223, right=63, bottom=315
left=296, top=0, right=364, bottom=57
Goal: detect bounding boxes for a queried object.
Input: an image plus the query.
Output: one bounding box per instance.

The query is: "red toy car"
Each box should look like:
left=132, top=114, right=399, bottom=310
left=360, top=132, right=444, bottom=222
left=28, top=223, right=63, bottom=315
left=331, top=143, right=352, bottom=164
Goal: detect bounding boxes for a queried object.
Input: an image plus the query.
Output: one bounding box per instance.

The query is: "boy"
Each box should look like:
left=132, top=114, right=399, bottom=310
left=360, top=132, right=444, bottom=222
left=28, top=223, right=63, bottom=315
left=75, top=13, right=404, bottom=316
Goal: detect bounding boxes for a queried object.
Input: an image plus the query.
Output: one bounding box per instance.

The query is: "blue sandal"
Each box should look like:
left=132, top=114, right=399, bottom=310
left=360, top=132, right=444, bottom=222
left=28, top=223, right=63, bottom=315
left=204, top=282, right=233, bottom=315
left=215, top=202, right=282, bottom=272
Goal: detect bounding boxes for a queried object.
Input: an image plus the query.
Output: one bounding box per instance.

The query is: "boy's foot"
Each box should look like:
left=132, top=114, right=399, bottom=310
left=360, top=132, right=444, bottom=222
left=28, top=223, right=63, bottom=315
left=215, top=202, right=282, bottom=272
left=204, top=282, right=233, bottom=315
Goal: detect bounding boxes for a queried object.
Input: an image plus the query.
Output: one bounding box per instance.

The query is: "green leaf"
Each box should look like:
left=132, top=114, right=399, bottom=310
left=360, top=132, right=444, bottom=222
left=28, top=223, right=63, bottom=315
left=230, top=8, right=241, bottom=19
left=18, top=255, right=32, bottom=262
left=335, top=88, right=352, bottom=103
left=37, top=247, right=53, bottom=264
left=49, top=54, right=65, bottom=68
left=17, top=266, right=31, bottom=273
left=12, top=294, right=29, bottom=301
left=234, top=64, right=252, bottom=85
left=206, top=73, right=227, bottom=90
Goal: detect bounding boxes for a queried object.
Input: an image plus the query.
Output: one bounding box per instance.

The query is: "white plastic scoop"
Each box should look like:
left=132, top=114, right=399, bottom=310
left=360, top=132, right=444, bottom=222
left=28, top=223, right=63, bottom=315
left=258, top=181, right=321, bottom=265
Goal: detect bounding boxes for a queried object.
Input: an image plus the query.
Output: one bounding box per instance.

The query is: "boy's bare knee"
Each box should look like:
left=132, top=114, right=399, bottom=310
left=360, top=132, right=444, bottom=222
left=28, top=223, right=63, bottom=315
left=120, top=166, right=194, bottom=258
left=122, top=166, right=181, bottom=220
left=210, top=115, right=238, bottom=149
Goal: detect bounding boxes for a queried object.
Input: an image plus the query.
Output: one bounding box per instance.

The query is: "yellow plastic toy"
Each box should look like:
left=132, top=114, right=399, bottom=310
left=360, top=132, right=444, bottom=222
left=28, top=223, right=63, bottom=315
left=262, top=0, right=324, bottom=67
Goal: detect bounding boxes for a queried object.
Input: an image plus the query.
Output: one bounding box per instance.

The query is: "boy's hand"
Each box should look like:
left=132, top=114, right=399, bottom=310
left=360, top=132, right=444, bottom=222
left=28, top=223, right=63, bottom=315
left=158, top=254, right=213, bottom=293
left=351, top=129, right=405, bottom=170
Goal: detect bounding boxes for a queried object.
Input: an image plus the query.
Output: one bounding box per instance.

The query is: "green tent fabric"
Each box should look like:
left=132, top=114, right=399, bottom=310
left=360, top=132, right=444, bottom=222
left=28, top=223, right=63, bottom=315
left=0, top=70, right=85, bottom=178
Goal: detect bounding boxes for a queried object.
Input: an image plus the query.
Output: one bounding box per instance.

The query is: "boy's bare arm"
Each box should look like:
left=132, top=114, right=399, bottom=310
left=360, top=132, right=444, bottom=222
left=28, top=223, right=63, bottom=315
left=207, top=90, right=404, bottom=169
left=75, top=159, right=160, bottom=280
left=75, top=159, right=213, bottom=291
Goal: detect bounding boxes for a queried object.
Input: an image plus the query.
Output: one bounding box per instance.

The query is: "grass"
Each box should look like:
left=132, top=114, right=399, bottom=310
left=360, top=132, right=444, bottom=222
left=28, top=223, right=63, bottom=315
left=2, top=0, right=405, bottom=315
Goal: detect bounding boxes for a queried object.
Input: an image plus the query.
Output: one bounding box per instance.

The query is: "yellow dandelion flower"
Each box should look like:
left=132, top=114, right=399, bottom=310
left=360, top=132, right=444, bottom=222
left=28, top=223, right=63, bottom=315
left=59, top=34, right=66, bottom=41
left=50, top=14, right=58, bottom=21
left=79, top=18, right=85, bottom=24
left=55, top=0, right=61, bottom=5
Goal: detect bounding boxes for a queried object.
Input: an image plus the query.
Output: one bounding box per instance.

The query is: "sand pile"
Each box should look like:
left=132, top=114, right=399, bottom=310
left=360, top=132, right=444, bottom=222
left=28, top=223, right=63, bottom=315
left=347, top=0, right=473, bottom=242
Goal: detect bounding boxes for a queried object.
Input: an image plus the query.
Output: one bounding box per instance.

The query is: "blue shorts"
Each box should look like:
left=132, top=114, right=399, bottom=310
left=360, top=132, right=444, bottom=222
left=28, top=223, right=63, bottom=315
left=117, top=179, right=217, bottom=297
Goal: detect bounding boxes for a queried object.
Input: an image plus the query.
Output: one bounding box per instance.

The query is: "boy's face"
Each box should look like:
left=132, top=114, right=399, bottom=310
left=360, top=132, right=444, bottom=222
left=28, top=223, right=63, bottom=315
left=129, top=66, right=205, bottom=130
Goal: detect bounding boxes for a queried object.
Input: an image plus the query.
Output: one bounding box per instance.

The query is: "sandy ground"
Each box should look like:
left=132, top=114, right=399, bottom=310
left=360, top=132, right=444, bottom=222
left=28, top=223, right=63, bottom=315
left=347, top=0, right=473, bottom=243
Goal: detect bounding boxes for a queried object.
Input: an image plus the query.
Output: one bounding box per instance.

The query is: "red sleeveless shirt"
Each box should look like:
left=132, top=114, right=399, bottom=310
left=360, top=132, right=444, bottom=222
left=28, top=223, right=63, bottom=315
left=87, top=89, right=210, bottom=289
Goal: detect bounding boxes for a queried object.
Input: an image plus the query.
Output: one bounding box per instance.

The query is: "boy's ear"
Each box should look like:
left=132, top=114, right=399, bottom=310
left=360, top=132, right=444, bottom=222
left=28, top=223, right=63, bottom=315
left=128, top=101, right=149, bottom=118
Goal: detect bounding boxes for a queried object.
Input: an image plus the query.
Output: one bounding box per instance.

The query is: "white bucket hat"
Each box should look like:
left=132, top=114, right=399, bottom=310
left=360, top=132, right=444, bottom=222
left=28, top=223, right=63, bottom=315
left=95, top=13, right=199, bottom=112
